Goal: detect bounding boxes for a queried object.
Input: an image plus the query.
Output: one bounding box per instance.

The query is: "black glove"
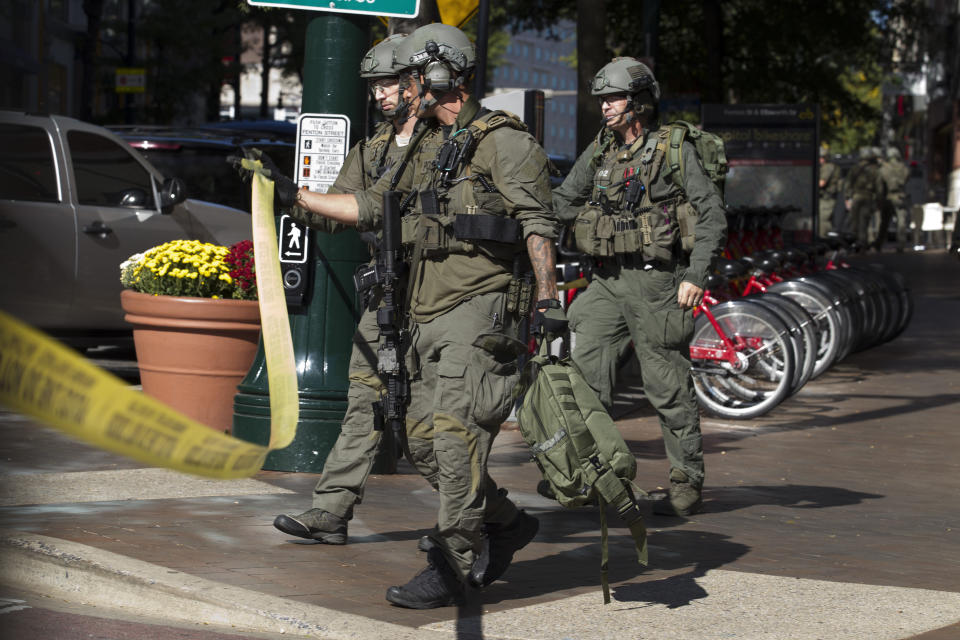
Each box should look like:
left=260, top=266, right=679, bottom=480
left=531, top=298, right=568, bottom=339
left=227, top=148, right=299, bottom=209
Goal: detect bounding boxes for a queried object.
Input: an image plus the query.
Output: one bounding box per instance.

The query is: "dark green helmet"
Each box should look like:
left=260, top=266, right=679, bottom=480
left=360, top=34, right=406, bottom=79
left=591, top=57, right=660, bottom=103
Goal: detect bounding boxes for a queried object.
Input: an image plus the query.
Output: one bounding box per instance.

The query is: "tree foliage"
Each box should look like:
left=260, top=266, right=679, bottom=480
left=495, top=0, right=930, bottom=153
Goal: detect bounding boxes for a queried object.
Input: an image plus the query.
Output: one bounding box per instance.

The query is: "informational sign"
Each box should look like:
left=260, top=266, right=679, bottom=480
left=279, top=215, right=308, bottom=264
left=115, top=67, right=146, bottom=93
left=438, top=0, right=479, bottom=27
left=295, top=113, right=350, bottom=194
left=702, top=103, right=819, bottom=237
left=246, top=0, right=420, bottom=19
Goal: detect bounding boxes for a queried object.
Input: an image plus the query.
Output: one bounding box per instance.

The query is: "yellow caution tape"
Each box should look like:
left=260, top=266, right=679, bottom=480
left=0, top=161, right=299, bottom=478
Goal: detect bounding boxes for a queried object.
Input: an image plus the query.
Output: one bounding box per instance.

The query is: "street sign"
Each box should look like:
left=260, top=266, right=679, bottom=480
left=246, top=0, right=420, bottom=19
left=295, top=113, right=350, bottom=194
left=115, top=67, right=146, bottom=94
left=438, top=0, right=478, bottom=27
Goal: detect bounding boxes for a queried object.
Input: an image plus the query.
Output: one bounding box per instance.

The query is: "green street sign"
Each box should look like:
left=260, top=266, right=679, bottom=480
left=246, top=0, right=420, bottom=18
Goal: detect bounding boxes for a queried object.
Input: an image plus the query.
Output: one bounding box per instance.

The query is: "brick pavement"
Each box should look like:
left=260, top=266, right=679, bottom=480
left=1, top=249, right=958, bottom=639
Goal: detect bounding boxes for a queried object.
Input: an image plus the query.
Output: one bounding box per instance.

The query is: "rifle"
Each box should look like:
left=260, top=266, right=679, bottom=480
left=352, top=190, right=409, bottom=438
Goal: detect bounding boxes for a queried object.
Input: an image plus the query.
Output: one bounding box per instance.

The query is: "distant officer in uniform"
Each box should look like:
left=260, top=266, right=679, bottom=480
left=877, top=146, right=909, bottom=252
left=844, top=146, right=885, bottom=249
left=268, top=34, right=422, bottom=544
left=818, top=147, right=841, bottom=236
left=553, top=58, right=727, bottom=518
left=265, top=24, right=561, bottom=609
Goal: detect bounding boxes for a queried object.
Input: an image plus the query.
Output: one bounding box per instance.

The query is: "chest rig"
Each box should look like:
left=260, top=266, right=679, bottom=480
left=573, top=126, right=686, bottom=263
left=399, top=110, right=526, bottom=262
left=362, top=121, right=396, bottom=187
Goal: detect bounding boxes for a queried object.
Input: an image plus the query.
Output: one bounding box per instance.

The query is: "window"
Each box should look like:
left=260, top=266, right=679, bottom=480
left=68, top=131, right=153, bottom=207
left=0, top=124, right=60, bottom=202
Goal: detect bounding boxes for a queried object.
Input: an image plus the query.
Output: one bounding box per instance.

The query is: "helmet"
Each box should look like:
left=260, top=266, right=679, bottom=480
left=886, top=146, right=901, bottom=160
left=359, top=34, right=406, bottom=79
left=393, top=23, right=476, bottom=92
left=591, top=57, right=660, bottom=103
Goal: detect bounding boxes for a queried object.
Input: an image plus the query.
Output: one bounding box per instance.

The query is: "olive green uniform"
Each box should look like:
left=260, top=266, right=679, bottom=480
left=553, top=126, right=727, bottom=489
left=878, top=157, right=909, bottom=251
left=286, top=121, right=408, bottom=520
left=819, top=160, right=841, bottom=236
left=844, top=158, right=885, bottom=247
left=299, top=97, right=558, bottom=581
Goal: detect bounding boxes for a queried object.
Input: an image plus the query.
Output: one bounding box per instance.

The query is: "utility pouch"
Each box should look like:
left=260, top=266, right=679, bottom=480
left=595, top=214, right=615, bottom=257
left=677, top=200, right=698, bottom=252
left=420, top=189, right=442, bottom=216
left=641, top=201, right=679, bottom=263
left=573, top=204, right=603, bottom=256
left=420, top=215, right=443, bottom=253
left=400, top=214, right=418, bottom=246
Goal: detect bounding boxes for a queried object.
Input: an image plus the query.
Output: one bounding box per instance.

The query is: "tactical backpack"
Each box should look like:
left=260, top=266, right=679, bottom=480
left=664, top=120, right=728, bottom=252
left=516, top=340, right=647, bottom=603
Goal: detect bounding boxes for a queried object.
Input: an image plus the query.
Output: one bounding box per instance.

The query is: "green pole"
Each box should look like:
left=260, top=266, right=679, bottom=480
left=233, top=14, right=392, bottom=473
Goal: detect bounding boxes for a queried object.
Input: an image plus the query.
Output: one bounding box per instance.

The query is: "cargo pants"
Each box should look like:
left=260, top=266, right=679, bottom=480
left=568, top=262, right=704, bottom=488
left=405, top=291, right=523, bottom=581
left=310, top=301, right=388, bottom=519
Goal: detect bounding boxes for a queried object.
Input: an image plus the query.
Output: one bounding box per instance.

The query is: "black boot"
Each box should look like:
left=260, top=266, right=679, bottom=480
left=468, top=510, right=539, bottom=588
left=386, top=548, right=466, bottom=609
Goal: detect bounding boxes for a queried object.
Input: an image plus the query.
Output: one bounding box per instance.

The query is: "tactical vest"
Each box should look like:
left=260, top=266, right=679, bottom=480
left=361, top=121, right=397, bottom=187
left=573, top=125, right=686, bottom=262
left=399, top=110, right=528, bottom=261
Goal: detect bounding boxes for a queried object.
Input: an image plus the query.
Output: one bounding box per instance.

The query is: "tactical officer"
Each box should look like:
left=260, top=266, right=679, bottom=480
left=268, top=24, right=561, bottom=609
left=844, top=146, right=885, bottom=249
left=818, top=147, right=841, bottom=236
left=877, top=146, right=909, bottom=252
left=553, top=57, right=727, bottom=518
left=268, top=34, right=421, bottom=544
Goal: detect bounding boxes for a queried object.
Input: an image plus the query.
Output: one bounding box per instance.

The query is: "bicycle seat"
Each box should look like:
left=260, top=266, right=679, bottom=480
left=783, top=248, right=808, bottom=265
left=705, top=271, right=728, bottom=290
left=715, top=257, right=749, bottom=278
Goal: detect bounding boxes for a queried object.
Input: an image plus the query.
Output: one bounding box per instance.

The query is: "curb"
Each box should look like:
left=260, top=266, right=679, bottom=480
left=0, top=531, right=455, bottom=640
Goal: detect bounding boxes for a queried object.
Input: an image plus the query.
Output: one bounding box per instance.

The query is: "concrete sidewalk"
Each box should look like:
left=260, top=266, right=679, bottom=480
left=1, top=250, right=959, bottom=640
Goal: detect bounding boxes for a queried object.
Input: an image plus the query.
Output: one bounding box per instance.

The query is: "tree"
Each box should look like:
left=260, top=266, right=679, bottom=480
left=495, top=0, right=930, bottom=153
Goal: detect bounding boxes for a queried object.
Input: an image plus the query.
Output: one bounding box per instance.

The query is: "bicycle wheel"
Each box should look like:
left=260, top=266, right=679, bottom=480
left=691, top=300, right=796, bottom=419
left=757, top=292, right=819, bottom=393
left=767, top=279, right=843, bottom=378
left=742, top=293, right=810, bottom=395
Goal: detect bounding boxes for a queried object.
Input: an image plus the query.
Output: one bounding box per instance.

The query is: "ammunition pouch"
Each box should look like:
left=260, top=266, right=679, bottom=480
left=677, top=200, right=698, bottom=253
left=506, top=275, right=535, bottom=319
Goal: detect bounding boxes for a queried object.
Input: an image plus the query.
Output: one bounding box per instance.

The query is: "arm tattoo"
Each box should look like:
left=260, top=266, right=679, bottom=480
left=526, top=234, right=559, bottom=301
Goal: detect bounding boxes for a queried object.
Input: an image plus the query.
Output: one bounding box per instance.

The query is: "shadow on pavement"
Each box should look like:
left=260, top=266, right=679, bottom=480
left=700, top=483, right=883, bottom=515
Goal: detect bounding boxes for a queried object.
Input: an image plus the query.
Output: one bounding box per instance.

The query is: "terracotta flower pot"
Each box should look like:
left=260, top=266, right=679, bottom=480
left=121, top=290, right=261, bottom=432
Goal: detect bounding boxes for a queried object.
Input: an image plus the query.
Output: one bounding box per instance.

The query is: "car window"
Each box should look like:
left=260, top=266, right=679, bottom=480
left=0, top=123, right=60, bottom=202
left=136, top=145, right=248, bottom=211
left=136, top=142, right=293, bottom=212
left=68, top=131, right=154, bottom=207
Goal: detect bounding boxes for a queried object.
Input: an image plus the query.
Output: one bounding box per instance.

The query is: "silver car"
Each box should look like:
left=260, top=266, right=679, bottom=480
left=0, top=111, right=253, bottom=345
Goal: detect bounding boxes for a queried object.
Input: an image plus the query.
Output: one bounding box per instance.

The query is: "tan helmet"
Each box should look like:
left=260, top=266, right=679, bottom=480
left=393, top=23, right=476, bottom=91
left=359, top=34, right=406, bottom=79
left=591, top=57, right=660, bottom=102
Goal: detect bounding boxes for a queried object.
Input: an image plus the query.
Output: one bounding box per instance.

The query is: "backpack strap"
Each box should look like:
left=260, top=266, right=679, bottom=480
left=666, top=122, right=690, bottom=189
